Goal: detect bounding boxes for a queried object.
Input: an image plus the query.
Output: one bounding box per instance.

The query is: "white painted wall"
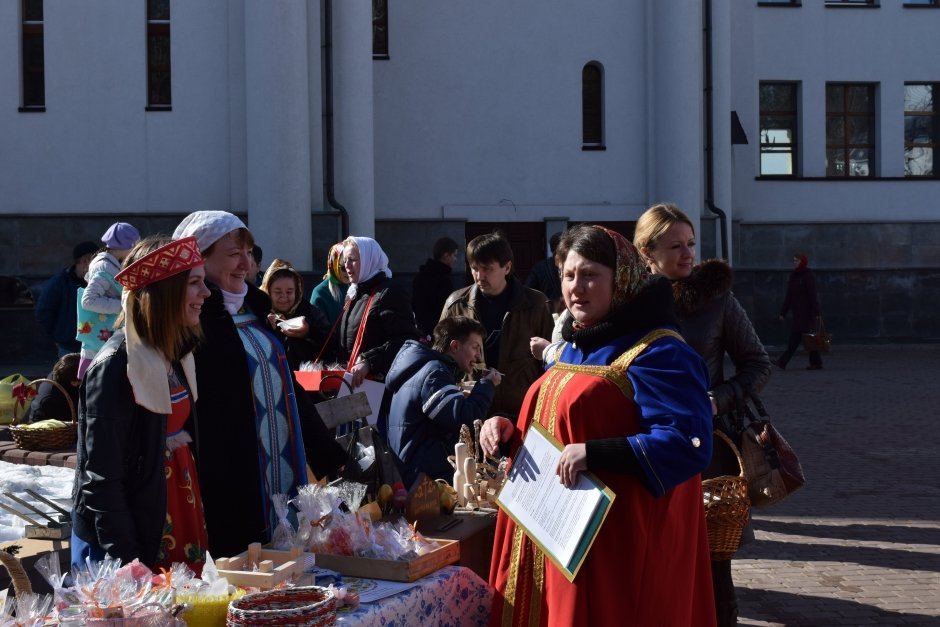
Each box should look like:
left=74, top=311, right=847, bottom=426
left=372, top=0, right=657, bottom=224
left=243, top=0, right=313, bottom=268
left=0, top=1, right=236, bottom=216
left=2, top=1, right=936, bottom=239
left=730, top=2, right=940, bottom=223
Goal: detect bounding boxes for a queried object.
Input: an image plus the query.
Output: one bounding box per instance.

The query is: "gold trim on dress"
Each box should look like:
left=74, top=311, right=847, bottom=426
left=500, top=327, right=686, bottom=626
left=502, top=525, right=526, bottom=625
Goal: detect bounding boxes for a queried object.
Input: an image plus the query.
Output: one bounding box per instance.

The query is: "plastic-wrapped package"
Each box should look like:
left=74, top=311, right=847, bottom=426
left=270, top=493, right=296, bottom=550
left=1, top=592, right=54, bottom=627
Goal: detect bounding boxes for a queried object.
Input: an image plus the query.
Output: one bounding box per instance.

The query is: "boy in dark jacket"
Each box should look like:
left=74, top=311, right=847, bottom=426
left=386, top=316, right=501, bottom=487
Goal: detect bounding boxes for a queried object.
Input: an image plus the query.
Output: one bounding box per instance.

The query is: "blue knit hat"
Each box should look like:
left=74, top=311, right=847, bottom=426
left=101, top=222, right=140, bottom=250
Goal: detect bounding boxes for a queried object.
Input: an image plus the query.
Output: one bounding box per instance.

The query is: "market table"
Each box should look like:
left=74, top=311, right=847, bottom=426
left=335, top=565, right=493, bottom=626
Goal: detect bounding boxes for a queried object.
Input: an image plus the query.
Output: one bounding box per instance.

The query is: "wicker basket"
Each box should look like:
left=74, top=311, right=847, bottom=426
left=226, top=586, right=336, bottom=627
left=702, top=431, right=751, bottom=561
left=8, top=378, right=77, bottom=451
left=0, top=546, right=33, bottom=597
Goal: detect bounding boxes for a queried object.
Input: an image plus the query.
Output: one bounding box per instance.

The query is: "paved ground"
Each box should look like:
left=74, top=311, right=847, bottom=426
left=734, top=344, right=940, bottom=626
left=2, top=345, right=939, bottom=624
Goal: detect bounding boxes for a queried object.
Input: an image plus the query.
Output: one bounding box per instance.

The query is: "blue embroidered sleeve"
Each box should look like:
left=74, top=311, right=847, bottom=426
left=624, top=338, right=713, bottom=497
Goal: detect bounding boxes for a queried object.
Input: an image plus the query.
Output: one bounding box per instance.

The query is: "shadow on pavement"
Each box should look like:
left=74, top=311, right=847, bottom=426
left=738, top=586, right=940, bottom=627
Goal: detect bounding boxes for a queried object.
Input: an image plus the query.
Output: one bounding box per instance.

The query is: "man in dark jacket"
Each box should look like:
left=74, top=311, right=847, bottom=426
left=524, top=231, right=563, bottom=313
left=411, top=236, right=458, bottom=337
left=440, top=232, right=553, bottom=417
left=36, top=241, right=98, bottom=357
left=386, top=316, right=501, bottom=487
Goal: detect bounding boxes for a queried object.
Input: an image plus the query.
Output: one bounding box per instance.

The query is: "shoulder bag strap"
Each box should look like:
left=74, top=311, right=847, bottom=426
left=313, top=298, right=352, bottom=365
left=346, top=288, right=379, bottom=370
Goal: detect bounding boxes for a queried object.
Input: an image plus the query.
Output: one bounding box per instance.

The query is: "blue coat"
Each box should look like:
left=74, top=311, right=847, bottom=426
left=386, top=340, right=496, bottom=486
left=35, top=265, right=85, bottom=350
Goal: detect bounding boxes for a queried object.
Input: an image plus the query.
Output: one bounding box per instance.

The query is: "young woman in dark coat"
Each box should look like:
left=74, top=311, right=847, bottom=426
left=775, top=253, right=823, bottom=370
left=71, top=236, right=211, bottom=571
left=635, top=203, right=772, bottom=627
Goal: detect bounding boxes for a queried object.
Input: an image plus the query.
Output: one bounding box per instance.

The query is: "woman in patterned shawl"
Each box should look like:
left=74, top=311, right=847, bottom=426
left=173, top=211, right=345, bottom=558
left=481, top=224, right=716, bottom=626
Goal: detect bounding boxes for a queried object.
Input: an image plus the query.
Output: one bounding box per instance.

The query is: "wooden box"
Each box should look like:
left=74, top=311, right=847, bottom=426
left=314, top=538, right=460, bottom=582
left=214, top=543, right=310, bottom=589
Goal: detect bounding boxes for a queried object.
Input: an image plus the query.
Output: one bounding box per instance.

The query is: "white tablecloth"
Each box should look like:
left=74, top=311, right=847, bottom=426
left=336, top=565, right=493, bottom=626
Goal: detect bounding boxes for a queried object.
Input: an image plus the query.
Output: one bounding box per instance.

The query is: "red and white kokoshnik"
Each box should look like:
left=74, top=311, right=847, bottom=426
left=115, top=236, right=204, bottom=291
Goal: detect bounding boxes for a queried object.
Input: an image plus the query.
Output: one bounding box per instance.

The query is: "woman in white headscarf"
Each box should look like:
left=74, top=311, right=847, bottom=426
left=338, top=236, right=418, bottom=391
left=172, top=211, right=345, bottom=558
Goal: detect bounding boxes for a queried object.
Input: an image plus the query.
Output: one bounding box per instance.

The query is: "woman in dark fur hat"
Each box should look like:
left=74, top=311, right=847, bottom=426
left=635, top=203, right=772, bottom=627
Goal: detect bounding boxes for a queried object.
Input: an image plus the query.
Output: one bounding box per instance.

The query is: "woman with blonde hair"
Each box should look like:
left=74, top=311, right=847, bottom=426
left=71, top=235, right=211, bottom=572
left=634, top=202, right=772, bottom=627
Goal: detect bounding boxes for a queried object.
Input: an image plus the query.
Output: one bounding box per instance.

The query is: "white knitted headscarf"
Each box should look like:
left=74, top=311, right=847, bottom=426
left=345, top=237, right=392, bottom=299
left=174, top=210, right=250, bottom=314
left=173, top=210, right=247, bottom=254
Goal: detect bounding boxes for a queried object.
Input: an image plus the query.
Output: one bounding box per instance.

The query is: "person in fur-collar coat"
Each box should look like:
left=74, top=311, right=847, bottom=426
left=672, top=259, right=771, bottom=414
left=635, top=203, right=771, bottom=627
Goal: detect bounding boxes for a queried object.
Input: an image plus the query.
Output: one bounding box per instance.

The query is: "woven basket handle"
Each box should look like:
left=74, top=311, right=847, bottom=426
left=28, top=378, right=77, bottom=423
left=713, top=430, right=746, bottom=479
left=0, top=548, right=33, bottom=597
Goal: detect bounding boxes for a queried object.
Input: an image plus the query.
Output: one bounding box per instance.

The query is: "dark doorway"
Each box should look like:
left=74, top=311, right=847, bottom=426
left=566, top=220, right=636, bottom=243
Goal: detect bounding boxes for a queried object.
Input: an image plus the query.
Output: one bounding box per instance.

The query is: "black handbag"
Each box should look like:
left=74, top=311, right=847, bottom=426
left=336, top=419, right=403, bottom=501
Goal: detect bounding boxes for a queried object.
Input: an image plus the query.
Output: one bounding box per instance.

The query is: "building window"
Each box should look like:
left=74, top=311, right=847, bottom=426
left=582, top=62, right=604, bottom=149
left=146, top=0, right=171, bottom=109
left=904, top=0, right=940, bottom=6
left=20, top=0, right=45, bottom=110
left=905, top=83, right=937, bottom=177
left=759, top=82, right=798, bottom=176
left=826, top=83, right=875, bottom=177
left=825, top=0, right=877, bottom=6
left=758, top=1, right=801, bottom=5
left=373, top=0, right=388, bottom=59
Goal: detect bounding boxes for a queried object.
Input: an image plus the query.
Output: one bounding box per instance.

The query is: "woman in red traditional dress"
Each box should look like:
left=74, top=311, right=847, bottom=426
left=481, top=224, right=716, bottom=626
left=72, top=236, right=211, bottom=574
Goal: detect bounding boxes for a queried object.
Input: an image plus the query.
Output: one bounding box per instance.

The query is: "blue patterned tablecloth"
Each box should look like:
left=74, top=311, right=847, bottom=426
left=336, top=565, right=493, bottom=626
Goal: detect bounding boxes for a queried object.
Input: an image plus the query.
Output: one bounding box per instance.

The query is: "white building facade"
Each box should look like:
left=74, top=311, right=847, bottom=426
left=1, top=0, right=938, bottom=346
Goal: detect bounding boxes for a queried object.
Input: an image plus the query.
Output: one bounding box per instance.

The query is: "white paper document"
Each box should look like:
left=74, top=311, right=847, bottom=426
left=336, top=373, right=386, bottom=426
left=496, top=423, right=613, bottom=578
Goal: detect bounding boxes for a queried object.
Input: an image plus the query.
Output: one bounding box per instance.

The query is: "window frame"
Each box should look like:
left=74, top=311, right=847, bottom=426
left=903, top=0, right=940, bottom=6
left=581, top=62, right=605, bottom=151
left=146, top=0, right=172, bottom=111
left=825, top=0, right=878, bottom=6
left=759, top=81, right=799, bottom=177
left=373, top=0, right=389, bottom=60
left=904, top=82, right=938, bottom=178
left=825, top=82, right=877, bottom=178
left=19, top=0, right=45, bottom=112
